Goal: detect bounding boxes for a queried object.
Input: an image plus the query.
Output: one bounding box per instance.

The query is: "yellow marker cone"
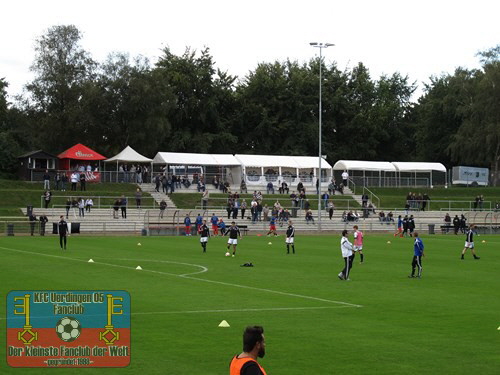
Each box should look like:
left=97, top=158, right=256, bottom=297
left=136, top=266, right=142, bottom=270
left=218, top=320, right=230, bottom=328
left=88, top=259, right=94, bottom=263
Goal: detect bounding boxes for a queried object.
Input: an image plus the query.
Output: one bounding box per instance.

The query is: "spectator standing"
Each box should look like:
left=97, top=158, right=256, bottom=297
left=80, top=172, right=86, bottom=191
left=408, top=215, right=416, bottom=236
left=29, top=211, right=37, bottom=236
left=444, top=213, right=451, bottom=233
left=85, top=198, right=93, bottom=212
left=43, top=170, right=50, bottom=190
left=55, top=173, right=61, bottom=190
left=328, top=201, right=335, bottom=220
left=58, top=216, right=69, bottom=250
left=453, top=215, right=460, bottom=234
left=78, top=198, right=85, bottom=217
left=159, top=199, right=167, bottom=218
left=241, top=199, right=247, bottom=219
left=39, top=214, right=48, bottom=236
left=61, top=173, right=68, bottom=191
left=135, top=188, right=142, bottom=209
left=460, top=214, right=467, bottom=233
left=341, top=170, right=349, bottom=188
left=120, top=195, right=127, bottom=219
left=44, top=190, right=52, bottom=209
left=202, top=189, right=209, bottom=210
left=257, top=202, right=263, bottom=222
left=422, top=193, right=430, bottom=211
left=65, top=198, right=71, bottom=219
left=240, top=180, right=247, bottom=193
left=155, top=174, right=161, bottom=192
left=70, top=172, right=79, bottom=191
left=113, top=198, right=120, bottom=219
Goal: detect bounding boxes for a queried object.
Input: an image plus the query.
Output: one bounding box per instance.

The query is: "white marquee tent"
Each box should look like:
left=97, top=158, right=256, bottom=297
left=333, top=160, right=447, bottom=187
left=105, top=146, right=153, bottom=163
left=152, top=152, right=332, bottom=186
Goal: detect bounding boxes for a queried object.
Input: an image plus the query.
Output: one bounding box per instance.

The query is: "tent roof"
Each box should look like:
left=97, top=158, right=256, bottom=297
left=153, top=152, right=241, bottom=166
left=392, top=162, right=447, bottom=173
left=58, top=143, right=106, bottom=161
left=333, top=160, right=396, bottom=172
left=235, top=154, right=331, bottom=169
left=105, top=146, right=152, bottom=163
left=152, top=152, right=331, bottom=169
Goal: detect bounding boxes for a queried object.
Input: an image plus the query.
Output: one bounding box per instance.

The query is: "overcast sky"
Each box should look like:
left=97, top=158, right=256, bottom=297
left=1, top=0, right=498, bottom=100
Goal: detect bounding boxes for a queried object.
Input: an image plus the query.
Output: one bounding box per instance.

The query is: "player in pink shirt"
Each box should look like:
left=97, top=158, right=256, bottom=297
left=353, top=225, right=365, bottom=264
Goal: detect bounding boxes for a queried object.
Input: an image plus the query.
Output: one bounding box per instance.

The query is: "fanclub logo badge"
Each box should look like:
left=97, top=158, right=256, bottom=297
left=7, top=290, right=130, bottom=368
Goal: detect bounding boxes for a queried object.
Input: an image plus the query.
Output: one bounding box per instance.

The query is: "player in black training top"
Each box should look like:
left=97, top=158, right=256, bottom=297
left=58, top=215, right=69, bottom=250
left=199, top=219, right=210, bottom=253
left=285, top=220, right=295, bottom=254
left=461, top=224, right=480, bottom=260
left=225, top=222, right=241, bottom=256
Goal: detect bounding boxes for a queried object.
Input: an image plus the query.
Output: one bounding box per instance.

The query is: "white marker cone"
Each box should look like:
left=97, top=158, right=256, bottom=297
left=218, top=320, right=230, bottom=328
left=88, top=259, right=94, bottom=263
left=136, top=266, right=142, bottom=270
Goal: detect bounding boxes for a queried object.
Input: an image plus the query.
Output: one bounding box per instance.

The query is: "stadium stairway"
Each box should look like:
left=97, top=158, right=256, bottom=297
left=139, top=183, right=176, bottom=208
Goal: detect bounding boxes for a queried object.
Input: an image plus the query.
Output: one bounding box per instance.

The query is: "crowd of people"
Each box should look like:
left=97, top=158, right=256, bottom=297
left=404, top=192, right=431, bottom=212
left=118, top=164, right=149, bottom=184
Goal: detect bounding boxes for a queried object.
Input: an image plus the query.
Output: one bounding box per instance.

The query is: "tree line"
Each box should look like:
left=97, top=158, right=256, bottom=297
left=0, top=25, right=499, bottom=184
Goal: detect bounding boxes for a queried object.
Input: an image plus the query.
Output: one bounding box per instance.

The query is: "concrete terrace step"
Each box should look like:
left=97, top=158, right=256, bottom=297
left=140, top=183, right=177, bottom=208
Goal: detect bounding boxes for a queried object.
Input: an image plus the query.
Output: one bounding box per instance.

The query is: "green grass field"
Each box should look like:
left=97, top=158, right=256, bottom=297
left=1, top=233, right=499, bottom=374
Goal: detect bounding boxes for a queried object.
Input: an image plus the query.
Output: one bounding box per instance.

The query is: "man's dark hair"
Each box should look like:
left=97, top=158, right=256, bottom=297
left=243, top=326, right=264, bottom=352
left=342, top=230, right=348, bottom=236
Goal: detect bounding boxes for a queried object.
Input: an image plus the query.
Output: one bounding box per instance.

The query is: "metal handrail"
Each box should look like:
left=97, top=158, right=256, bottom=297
left=363, top=186, right=380, bottom=208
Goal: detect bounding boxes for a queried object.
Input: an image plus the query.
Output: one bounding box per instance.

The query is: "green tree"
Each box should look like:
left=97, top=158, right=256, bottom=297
left=25, top=25, right=96, bottom=152
left=91, top=53, right=174, bottom=157
left=448, top=46, right=500, bottom=185
left=155, top=47, right=238, bottom=153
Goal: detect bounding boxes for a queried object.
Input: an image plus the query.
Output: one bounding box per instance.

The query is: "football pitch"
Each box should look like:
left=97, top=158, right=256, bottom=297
left=1, top=233, right=499, bottom=374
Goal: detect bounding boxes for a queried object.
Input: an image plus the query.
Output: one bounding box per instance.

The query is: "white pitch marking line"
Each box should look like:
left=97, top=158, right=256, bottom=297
left=132, top=306, right=354, bottom=315
left=0, top=246, right=362, bottom=308
left=181, top=275, right=362, bottom=308
left=0, top=306, right=352, bottom=321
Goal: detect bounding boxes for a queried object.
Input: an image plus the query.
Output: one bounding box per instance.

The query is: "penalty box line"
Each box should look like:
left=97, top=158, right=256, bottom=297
left=0, top=246, right=363, bottom=309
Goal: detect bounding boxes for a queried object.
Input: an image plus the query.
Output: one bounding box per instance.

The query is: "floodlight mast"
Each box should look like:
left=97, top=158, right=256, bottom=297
left=309, top=42, right=334, bottom=231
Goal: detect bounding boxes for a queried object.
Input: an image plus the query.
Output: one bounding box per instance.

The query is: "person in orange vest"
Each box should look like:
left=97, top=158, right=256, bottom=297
left=229, top=326, right=267, bottom=375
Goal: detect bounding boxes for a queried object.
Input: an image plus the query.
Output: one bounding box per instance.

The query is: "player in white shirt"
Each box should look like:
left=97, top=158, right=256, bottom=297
left=339, top=230, right=354, bottom=280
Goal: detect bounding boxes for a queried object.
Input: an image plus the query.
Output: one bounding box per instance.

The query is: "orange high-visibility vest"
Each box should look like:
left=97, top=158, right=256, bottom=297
left=229, top=355, right=267, bottom=375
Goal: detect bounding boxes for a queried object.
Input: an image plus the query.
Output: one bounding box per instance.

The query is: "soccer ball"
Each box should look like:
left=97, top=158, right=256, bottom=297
left=225, top=252, right=230, bottom=257
left=55, top=316, right=81, bottom=342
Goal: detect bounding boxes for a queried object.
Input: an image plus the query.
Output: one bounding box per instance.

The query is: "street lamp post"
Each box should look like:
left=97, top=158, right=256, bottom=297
left=310, top=42, right=334, bottom=232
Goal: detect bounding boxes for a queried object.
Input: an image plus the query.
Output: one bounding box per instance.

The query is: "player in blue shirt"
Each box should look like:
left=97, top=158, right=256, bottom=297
left=210, top=213, right=219, bottom=235
left=218, top=218, right=227, bottom=236
left=409, top=232, right=425, bottom=278
left=266, top=216, right=277, bottom=237
left=184, top=214, right=192, bottom=236
left=195, top=214, right=203, bottom=232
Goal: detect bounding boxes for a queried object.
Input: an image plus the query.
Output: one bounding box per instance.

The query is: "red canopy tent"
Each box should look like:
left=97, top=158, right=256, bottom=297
left=58, top=143, right=107, bottom=170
